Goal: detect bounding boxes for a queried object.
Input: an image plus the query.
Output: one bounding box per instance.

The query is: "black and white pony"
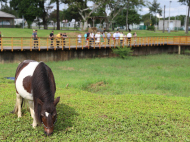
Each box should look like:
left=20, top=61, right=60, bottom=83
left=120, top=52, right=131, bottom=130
left=12, top=60, right=60, bottom=136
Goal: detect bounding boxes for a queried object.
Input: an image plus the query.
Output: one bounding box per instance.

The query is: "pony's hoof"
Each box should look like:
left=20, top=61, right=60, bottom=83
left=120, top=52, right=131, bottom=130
left=32, top=123, right=37, bottom=128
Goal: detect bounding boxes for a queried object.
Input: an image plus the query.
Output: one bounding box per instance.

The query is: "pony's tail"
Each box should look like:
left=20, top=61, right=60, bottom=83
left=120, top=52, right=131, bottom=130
left=11, top=98, right=24, bottom=114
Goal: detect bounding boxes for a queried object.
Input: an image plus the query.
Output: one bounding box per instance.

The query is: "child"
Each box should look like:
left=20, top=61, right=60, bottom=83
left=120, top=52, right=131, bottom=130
left=77, top=33, right=82, bottom=45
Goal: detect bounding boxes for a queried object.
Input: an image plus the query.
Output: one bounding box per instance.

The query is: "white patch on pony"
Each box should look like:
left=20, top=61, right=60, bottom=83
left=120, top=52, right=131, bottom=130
left=45, top=112, right=49, bottom=117
left=16, top=61, right=39, bottom=100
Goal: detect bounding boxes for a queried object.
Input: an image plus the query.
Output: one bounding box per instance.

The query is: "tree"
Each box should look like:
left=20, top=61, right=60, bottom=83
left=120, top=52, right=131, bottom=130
left=49, top=10, right=58, bottom=29
left=101, top=0, right=128, bottom=30
left=142, top=13, right=156, bottom=26
left=114, top=9, right=141, bottom=29
left=178, top=0, right=190, bottom=34
left=10, top=0, right=42, bottom=28
left=65, top=0, right=105, bottom=30
left=10, top=0, right=49, bottom=29
left=0, top=0, right=7, bottom=9
left=61, top=5, right=82, bottom=22
left=49, top=10, right=65, bottom=29
left=50, top=0, right=63, bottom=30
left=124, top=0, right=145, bottom=31
left=148, top=0, right=162, bottom=31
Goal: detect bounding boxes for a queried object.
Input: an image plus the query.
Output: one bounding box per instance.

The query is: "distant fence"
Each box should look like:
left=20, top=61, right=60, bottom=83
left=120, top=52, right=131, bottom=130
left=0, top=25, right=15, bottom=28
left=0, top=36, right=190, bottom=52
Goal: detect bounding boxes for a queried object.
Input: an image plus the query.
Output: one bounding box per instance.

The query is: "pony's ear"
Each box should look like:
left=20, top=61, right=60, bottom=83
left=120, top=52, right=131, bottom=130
left=54, top=97, right=60, bottom=106
left=37, top=98, right=43, bottom=106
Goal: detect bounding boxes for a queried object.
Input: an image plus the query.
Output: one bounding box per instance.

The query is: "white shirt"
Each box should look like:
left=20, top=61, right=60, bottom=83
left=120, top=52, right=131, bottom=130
left=127, top=33, right=132, bottom=38
left=90, top=33, right=94, bottom=38
left=113, top=33, right=116, bottom=38
left=78, top=35, right=81, bottom=41
left=95, top=34, right=100, bottom=42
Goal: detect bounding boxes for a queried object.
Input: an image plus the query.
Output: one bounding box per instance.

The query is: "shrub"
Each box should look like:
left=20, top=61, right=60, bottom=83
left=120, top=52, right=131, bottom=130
left=147, top=26, right=155, bottom=31
left=184, top=49, right=190, bottom=54
left=112, top=46, right=132, bottom=59
left=15, top=25, right=21, bottom=28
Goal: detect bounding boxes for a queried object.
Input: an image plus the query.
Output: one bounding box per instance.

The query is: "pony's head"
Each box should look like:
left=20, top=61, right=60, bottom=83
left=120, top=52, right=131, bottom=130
left=37, top=97, right=60, bottom=136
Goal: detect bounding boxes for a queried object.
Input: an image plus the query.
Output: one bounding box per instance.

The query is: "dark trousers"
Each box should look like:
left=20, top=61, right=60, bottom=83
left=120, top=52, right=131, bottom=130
left=51, top=39, right=53, bottom=46
left=127, top=38, right=131, bottom=46
left=34, top=39, right=38, bottom=47
left=107, top=38, right=110, bottom=44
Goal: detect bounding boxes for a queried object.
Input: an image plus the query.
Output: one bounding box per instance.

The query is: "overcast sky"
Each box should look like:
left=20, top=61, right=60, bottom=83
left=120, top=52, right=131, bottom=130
left=6, top=0, right=186, bottom=18
left=141, top=0, right=188, bottom=17
left=49, top=0, right=188, bottom=18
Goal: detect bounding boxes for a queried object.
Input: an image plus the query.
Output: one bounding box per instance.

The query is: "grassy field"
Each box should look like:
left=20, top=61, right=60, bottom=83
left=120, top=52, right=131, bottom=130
left=0, top=28, right=189, bottom=37
left=1, top=54, right=190, bottom=141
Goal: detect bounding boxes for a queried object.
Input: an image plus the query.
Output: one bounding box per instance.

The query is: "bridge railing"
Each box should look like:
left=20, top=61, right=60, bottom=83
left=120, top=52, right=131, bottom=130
left=0, top=36, right=189, bottom=52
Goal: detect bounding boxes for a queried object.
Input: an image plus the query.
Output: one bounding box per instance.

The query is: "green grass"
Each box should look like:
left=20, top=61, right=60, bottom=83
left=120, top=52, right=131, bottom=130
left=0, top=28, right=189, bottom=37
left=1, top=54, right=190, bottom=141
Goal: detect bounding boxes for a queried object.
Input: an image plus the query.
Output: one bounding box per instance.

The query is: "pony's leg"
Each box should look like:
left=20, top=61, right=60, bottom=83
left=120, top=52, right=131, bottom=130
left=16, top=93, right=22, bottom=118
left=28, top=100, right=37, bottom=128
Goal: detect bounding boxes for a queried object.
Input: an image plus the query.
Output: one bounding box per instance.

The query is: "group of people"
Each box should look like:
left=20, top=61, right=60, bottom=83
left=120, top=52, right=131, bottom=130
left=32, top=30, right=137, bottom=48
left=49, top=31, right=68, bottom=48
left=78, top=31, right=137, bottom=47
left=32, top=30, right=68, bottom=48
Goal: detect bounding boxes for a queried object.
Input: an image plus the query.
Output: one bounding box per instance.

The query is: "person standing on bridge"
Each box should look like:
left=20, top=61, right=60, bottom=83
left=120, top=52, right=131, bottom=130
left=95, top=32, right=100, bottom=45
left=127, top=31, right=132, bottom=46
left=120, top=32, right=124, bottom=46
left=32, top=30, right=38, bottom=48
left=133, top=32, right=137, bottom=44
left=49, top=31, right=54, bottom=48
left=77, top=33, right=82, bottom=46
left=62, top=33, right=68, bottom=47
left=107, top=32, right=111, bottom=45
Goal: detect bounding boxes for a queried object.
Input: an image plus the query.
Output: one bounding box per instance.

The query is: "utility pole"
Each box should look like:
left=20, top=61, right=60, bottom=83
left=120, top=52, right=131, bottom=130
left=168, top=1, right=172, bottom=33
left=163, top=5, right=165, bottom=33
left=186, top=5, right=189, bottom=34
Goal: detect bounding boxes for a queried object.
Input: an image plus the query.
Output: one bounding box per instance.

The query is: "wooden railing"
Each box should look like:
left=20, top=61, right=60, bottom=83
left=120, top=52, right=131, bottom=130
left=0, top=36, right=189, bottom=52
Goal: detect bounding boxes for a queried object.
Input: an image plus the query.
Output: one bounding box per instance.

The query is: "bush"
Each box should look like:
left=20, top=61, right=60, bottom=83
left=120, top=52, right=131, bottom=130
left=15, top=25, right=21, bottom=28
left=147, top=26, right=155, bottom=31
left=112, top=46, right=132, bottom=59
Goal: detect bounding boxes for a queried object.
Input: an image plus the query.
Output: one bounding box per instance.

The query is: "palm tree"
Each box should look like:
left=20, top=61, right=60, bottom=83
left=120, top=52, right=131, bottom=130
left=148, top=0, right=162, bottom=32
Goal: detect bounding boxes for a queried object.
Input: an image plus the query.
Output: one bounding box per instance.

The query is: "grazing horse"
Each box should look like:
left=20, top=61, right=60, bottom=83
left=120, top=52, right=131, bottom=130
left=12, top=60, right=60, bottom=136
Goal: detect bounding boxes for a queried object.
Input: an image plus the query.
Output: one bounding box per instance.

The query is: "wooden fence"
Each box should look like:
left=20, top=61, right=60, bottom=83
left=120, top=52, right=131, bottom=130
left=0, top=36, right=190, bottom=52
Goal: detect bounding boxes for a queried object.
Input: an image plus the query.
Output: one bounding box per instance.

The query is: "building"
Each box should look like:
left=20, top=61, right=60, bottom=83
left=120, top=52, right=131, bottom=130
left=0, top=11, right=15, bottom=27
left=159, top=20, right=181, bottom=31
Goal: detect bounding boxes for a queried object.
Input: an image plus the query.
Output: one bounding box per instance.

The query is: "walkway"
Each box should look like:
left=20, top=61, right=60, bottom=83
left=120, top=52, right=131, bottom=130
left=0, top=36, right=189, bottom=52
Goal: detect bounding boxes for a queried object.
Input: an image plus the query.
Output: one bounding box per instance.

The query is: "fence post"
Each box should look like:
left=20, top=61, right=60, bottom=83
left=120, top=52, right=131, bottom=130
left=178, top=45, right=181, bottom=55
left=47, top=38, right=49, bottom=51
left=0, top=37, right=2, bottom=52
left=30, top=38, right=32, bottom=51
left=82, top=38, right=83, bottom=50
left=94, top=37, right=95, bottom=49
left=76, top=38, right=77, bottom=50
left=69, top=38, right=70, bottom=50
left=21, top=38, right=23, bottom=51
left=11, top=37, right=13, bottom=52
left=38, top=38, right=40, bottom=51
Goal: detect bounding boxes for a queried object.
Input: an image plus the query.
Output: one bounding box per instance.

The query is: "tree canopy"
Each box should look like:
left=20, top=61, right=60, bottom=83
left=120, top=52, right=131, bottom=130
left=114, top=9, right=141, bottom=27
left=10, top=0, right=42, bottom=28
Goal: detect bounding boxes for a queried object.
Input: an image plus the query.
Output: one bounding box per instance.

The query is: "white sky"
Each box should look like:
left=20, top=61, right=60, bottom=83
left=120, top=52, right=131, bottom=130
left=50, top=0, right=188, bottom=18
left=141, top=0, right=188, bottom=17
left=4, top=0, right=189, bottom=18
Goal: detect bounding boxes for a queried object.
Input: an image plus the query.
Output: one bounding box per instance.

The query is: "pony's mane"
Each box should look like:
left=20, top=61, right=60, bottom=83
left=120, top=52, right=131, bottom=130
left=32, top=62, right=56, bottom=123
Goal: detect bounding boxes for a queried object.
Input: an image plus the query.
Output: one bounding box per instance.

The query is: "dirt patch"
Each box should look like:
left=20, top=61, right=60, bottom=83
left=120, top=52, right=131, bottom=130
left=89, top=81, right=106, bottom=89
